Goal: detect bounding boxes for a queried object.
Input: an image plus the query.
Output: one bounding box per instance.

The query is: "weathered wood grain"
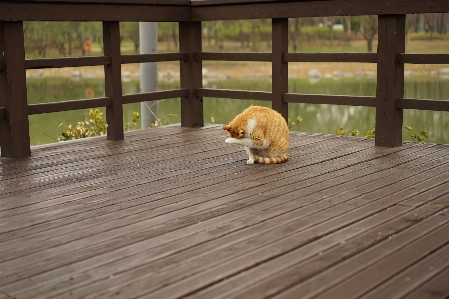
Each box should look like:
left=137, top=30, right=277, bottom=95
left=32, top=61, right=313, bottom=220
left=376, top=15, right=405, bottom=147
left=0, top=21, right=30, bottom=158
left=103, top=21, right=124, bottom=141
left=284, top=94, right=376, bottom=107
left=0, top=3, right=190, bottom=21
left=1, top=126, right=448, bottom=298
left=179, top=21, right=203, bottom=128
left=191, top=0, right=449, bottom=21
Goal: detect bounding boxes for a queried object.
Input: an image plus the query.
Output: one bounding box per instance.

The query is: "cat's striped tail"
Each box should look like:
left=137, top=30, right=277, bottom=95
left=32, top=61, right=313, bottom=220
left=254, top=155, right=288, bottom=164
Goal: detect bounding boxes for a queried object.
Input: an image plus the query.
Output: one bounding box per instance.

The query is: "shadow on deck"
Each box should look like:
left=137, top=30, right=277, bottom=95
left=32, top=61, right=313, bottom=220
left=1, top=125, right=449, bottom=299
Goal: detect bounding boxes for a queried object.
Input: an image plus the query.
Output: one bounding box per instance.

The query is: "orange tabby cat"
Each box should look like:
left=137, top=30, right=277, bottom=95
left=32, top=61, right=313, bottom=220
left=223, top=106, right=289, bottom=164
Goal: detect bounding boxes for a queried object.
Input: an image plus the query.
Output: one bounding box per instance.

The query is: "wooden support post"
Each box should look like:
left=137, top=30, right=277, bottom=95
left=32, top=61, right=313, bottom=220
left=272, top=18, right=289, bottom=121
left=376, top=15, right=405, bottom=147
left=0, top=21, right=31, bottom=158
left=179, top=21, right=203, bottom=128
left=103, top=21, right=124, bottom=141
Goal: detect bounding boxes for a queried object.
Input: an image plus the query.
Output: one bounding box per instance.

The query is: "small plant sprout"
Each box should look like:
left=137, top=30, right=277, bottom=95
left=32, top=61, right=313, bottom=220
left=288, top=116, right=302, bottom=130
left=124, top=111, right=140, bottom=132
left=364, top=128, right=376, bottom=139
left=405, top=126, right=428, bottom=142
left=336, top=126, right=345, bottom=136
left=336, top=126, right=373, bottom=138
left=350, top=129, right=360, bottom=136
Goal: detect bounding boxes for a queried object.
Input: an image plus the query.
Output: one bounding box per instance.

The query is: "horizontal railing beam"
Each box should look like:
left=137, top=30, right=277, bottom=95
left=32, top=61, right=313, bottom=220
left=197, top=88, right=272, bottom=101
left=284, top=94, right=376, bottom=107
left=398, top=54, right=449, bottom=65
left=25, top=56, right=110, bottom=69
left=121, top=53, right=189, bottom=64
left=37, top=0, right=191, bottom=4
left=398, top=98, right=449, bottom=112
left=191, top=0, right=449, bottom=20
left=284, top=53, right=377, bottom=63
left=122, top=89, right=189, bottom=104
left=194, top=52, right=272, bottom=62
left=0, top=3, right=190, bottom=22
left=28, top=97, right=112, bottom=115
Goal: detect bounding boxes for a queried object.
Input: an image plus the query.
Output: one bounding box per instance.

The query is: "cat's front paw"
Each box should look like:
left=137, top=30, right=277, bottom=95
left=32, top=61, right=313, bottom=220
left=225, top=138, right=232, bottom=144
left=247, top=158, right=255, bottom=164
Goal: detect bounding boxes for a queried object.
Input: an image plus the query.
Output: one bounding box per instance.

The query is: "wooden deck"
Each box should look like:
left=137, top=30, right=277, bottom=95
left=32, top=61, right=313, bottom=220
left=1, top=125, right=449, bottom=299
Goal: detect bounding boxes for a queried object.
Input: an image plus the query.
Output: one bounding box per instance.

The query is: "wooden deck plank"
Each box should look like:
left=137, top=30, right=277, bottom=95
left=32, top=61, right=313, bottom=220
left=42, top=157, right=448, bottom=299
left=0, top=134, right=356, bottom=227
left=0, top=143, right=440, bottom=270
left=316, top=222, right=449, bottom=299
left=0, top=141, right=434, bottom=251
left=142, top=178, right=449, bottom=299
left=405, top=267, right=449, bottom=299
left=361, top=243, right=449, bottom=299
left=0, top=129, right=324, bottom=203
left=74, top=198, right=444, bottom=299
left=271, top=198, right=449, bottom=299
left=8, top=185, right=446, bottom=299
left=0, top=126, right=448, bottom=299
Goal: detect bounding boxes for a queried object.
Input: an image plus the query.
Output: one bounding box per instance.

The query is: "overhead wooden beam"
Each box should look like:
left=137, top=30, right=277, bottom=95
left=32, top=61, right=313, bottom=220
left=0, top=3, right=190, bottom=22
left=191, top=0, right=449, bottom=21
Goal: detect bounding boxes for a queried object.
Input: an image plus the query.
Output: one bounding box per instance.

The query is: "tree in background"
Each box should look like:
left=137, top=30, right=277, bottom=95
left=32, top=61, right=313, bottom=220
left=289, top=18, right=302, bottom=53
left=121, top=22, right=140, bottom=53
left=158, top=22, right=178, bottom=51
left=24, top=21, right=101, bottom=57
left=22, top=14, right=448, bottom=58
left=360, top=15, right=378, bottom=53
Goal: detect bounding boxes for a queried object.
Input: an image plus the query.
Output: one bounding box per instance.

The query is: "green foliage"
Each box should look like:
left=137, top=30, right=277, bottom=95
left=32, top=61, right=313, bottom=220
left=24, top=21, right=101, bottom=58
left=57, top=109, right=139, bottom=141
left=337, top=126, right=372, bottom=138
left=120, top=22, right=140, bottom=53
left=405, top=126, right=428, bottom=142
left=336, top=126, right=345, bottom=136
left=288, top=116, right=303, bottom=130
left=364, top=128, right=376, bottom=139
left=124, top=111, right=140, bottom=131
left=350, top=129, right=360, bottom=136
left=336, top=125, right=429, bottom=142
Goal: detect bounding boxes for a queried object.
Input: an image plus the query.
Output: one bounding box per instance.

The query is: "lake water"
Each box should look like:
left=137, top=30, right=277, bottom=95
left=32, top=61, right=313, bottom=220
left=26, top=76, right=449, bottom=146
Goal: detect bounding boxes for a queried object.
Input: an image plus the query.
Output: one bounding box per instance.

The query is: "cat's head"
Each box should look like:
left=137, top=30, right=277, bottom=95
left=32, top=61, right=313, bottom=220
left=223, top=125, right=245, bottom=138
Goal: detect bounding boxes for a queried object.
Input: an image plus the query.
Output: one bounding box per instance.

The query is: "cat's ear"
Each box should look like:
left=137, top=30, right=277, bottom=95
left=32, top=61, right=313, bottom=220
left=239, top=130, right=245, bottom=137
left=223, top=125, right=231, bottom=131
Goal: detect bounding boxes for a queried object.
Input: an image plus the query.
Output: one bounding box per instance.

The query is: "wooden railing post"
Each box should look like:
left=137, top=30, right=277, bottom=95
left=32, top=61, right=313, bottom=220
left=376, top=15, right=405, bottom=147
left=272, top=18, right=289, bottom=121
left=0, top=21, right=31, bottom=158
left=103, top=21, right=124, bottom=141
left=179, top=21, right=203, bottom=128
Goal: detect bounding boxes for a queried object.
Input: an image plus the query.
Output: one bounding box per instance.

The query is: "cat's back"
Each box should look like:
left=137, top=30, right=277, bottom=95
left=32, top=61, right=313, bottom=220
left=249, top=106, right=289, bottom=136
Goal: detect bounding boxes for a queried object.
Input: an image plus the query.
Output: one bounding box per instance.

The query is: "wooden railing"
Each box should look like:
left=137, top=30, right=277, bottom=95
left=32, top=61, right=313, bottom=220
left=1, top=0, right=449, bottom=158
